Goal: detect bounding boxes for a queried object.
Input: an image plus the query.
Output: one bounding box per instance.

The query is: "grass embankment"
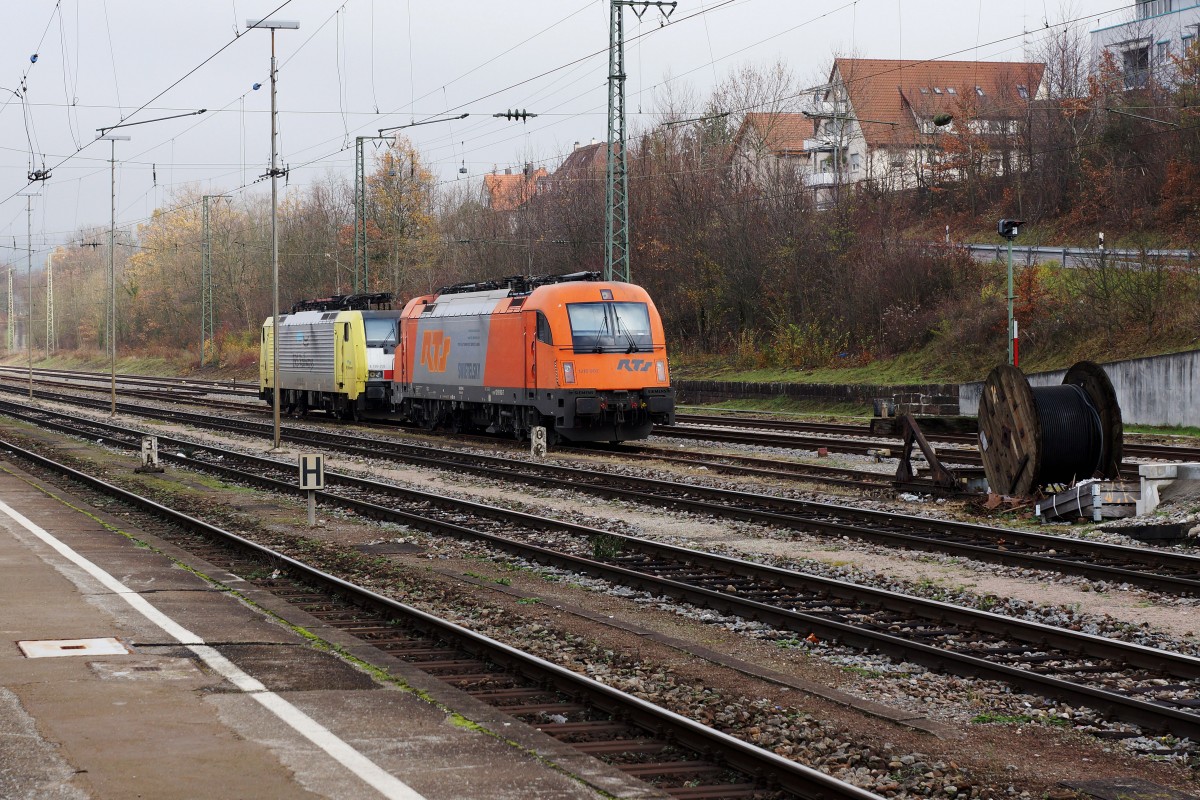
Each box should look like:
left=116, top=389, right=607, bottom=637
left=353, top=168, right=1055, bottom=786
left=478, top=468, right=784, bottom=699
left=3, top=350, right=255, bottom=382
left=671, top=349, right=961, bottom=386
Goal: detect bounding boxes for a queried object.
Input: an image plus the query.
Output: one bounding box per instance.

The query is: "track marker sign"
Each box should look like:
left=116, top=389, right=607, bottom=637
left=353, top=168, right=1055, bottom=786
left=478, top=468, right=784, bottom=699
left=298, top=453, right=325, bottom=489
left=298, top=453, right=324, bottom=526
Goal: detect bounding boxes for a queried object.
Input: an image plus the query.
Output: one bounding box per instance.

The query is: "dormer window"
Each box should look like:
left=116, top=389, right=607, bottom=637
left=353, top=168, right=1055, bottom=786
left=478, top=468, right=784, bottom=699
left=975, top=86, right=985, bottom=97
left=1017, top=84, right=1029, bottom=99
left=947, top=87, right=957, bottom=95
left=919, top=87, right=930, bottom=94
left=933, top=87, right=943, bottom=94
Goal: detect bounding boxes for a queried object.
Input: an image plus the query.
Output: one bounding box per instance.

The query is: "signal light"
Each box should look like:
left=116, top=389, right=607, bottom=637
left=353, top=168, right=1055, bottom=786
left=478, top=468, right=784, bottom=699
left=997, top=218, right=1023, bottom=240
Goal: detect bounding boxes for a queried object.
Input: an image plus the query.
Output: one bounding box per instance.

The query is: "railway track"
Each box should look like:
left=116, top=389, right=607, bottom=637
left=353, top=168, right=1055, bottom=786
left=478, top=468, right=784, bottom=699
left=0, top=430, right=881, bottom=800
left=0, top=375, right=898, bottom=492
left=7, top=366, right=1197, bottom=464
left=7, top=386, right=1200, bottom=597
left=7, top=401, right=1200, bottom=742
left=0, top=365, right=257, bottom=397
left=669, top=411, right=1200, bottom=464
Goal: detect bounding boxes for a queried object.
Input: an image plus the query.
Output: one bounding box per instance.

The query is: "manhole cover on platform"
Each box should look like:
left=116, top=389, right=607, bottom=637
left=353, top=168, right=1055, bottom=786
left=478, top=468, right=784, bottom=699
left=18, top=637, right=129, bottom=659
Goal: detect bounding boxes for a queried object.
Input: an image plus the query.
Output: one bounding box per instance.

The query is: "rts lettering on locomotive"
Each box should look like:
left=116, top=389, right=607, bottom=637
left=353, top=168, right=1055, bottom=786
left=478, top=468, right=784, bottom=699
left=419, top=330, right=452, bottom=373
left=260, top=274, right=675, bottom=445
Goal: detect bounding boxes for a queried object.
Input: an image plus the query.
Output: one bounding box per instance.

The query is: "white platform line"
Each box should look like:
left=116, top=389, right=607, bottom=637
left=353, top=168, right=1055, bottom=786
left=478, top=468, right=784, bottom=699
left=0, top=498, right=426, bottom=800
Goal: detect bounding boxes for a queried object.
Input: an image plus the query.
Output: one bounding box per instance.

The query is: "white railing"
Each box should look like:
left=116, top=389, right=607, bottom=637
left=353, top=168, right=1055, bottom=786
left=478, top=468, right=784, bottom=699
left=803, top=171, right=838, bottom=187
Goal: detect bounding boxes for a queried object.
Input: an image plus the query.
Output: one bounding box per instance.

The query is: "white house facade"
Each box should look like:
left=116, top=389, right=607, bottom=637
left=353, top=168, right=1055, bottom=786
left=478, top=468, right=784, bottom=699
left=1091, top=1, right=1200, bottom=88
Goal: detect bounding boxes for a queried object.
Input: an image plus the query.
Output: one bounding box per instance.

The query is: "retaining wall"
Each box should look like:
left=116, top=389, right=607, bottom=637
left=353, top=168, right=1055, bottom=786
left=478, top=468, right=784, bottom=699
left=958, top=349, right=1200, bottom=428
left=674, top=379, right=958, bottom=407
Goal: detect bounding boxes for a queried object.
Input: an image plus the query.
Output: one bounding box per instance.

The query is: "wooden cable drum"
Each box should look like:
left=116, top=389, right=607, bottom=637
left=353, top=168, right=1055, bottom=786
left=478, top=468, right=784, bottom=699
left=977, top=361, right=1122, bottom=496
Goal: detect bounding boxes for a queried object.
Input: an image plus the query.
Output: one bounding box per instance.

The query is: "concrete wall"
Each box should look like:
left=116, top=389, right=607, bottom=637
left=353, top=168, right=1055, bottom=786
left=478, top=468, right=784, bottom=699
left=959, top=349, right=1200, bottom=428
left=675, top=379, right=957, bottom=408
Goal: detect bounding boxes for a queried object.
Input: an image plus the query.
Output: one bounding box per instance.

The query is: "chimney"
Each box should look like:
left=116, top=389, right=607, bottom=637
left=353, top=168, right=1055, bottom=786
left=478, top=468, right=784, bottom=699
left=573, top=141, right=580, bottom=150
left=504, top=167, right=512, bottom=175
left=590, top=137, right=597, bottom=146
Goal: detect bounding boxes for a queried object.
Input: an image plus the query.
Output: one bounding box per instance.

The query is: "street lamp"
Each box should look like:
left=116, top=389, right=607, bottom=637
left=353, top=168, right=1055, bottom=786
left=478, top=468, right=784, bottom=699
left=17, top=191, right=39, bottom=400
left=247, top=17, right=299, bottom=451
left=96, top=108, right=206, bottom=416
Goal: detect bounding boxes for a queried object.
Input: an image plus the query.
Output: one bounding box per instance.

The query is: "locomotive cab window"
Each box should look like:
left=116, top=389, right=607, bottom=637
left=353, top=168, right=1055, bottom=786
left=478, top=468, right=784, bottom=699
left=536, top=311, right=553, bottom=345
left=364, top=318, right=398, bottom=349
left=567, top=302, right=652, bottom=354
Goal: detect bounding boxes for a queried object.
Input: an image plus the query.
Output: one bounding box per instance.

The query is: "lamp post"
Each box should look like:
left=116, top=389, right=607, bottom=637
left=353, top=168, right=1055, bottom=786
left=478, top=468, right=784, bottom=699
left=248, top=17, right=299, bottom=451
left=17, top=191, right=39, bottom=400
left=96, top=108, right=206, bottom=416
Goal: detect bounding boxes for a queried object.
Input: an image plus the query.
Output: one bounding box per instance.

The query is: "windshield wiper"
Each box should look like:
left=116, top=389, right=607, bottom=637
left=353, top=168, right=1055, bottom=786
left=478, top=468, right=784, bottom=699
left=592, top=306, right=612, bottom=353
left=613, top=311, right=639, bottom=353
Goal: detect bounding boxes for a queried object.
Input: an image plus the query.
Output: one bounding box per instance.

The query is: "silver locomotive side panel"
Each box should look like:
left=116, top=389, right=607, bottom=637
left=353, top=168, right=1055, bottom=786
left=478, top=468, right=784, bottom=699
left=277, top=311, right=337, bottom=392
left=408, top=292, right=505, bottom=391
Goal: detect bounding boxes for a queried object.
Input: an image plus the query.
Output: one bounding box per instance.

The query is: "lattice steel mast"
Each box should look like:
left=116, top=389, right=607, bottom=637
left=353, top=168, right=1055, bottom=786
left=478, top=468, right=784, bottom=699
left=200, top=195, right=225, bottom=366
left=605, top=1, right=674, bottom=284
left=6, top=269, right=13, bottom=352
left=45, top=252, right=54, bottom=354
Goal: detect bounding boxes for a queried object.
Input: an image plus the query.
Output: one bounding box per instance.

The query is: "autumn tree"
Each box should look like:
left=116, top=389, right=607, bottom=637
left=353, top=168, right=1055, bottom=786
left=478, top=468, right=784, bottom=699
left=363, top=137, right=441, bottom=297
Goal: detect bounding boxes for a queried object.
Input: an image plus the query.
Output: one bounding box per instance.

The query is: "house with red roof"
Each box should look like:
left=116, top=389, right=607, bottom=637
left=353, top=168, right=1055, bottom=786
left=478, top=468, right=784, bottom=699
left=483, top=164, right=547, bottom=211
left=730, top=58, right=1046, bottom=200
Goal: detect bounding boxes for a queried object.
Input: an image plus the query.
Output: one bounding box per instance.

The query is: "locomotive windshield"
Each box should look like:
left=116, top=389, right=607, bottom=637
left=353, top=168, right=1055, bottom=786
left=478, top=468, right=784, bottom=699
left=364, top=317, right=398, bottom=347
left=567, top=302, right=653, bottom=353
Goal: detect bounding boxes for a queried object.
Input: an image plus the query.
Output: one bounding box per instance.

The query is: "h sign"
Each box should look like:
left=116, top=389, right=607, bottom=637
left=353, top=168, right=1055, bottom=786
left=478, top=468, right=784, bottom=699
left=298, top=453, right=324, bottom=490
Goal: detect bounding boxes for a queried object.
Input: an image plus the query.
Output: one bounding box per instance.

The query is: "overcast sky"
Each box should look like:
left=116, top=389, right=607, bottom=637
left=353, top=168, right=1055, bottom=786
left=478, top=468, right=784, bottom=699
left=0, top=0, right=1134, bottom=263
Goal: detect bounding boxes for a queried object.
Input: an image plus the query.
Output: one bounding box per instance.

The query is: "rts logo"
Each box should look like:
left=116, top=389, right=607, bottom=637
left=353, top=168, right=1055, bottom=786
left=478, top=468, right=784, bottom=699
left=616, top=358, right=652, bottom=373
left=419, top=330, right=452, bottom=373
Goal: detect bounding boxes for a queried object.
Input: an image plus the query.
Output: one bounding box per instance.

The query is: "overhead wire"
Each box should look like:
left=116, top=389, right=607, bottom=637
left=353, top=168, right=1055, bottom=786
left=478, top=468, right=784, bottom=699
left=101, top=0, right=123, bottom=114
left=0, top=0, right=60, bottom=121
left=0, top=2, right=296, bottom=216
left=7, top=1, right=1158, bottom=257
left=56, top=1, right=81, bottom=148
left=29, top=0, right=728, bottom=235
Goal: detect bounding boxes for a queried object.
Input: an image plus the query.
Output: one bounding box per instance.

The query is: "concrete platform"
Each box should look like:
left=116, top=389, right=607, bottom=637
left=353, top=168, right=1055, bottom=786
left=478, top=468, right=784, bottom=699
left=0, top=459, right=663, bottom=800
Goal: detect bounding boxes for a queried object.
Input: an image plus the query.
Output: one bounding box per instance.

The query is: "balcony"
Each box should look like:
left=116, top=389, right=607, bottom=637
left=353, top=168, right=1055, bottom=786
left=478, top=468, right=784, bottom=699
left=803, top=171, right=839, bottom=188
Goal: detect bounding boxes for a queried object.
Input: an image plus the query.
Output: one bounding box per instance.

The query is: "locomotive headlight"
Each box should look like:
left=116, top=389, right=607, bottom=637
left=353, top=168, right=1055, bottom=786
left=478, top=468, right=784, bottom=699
left=563, top=362, right=576, bottom=384
left=368, top=369, right=383, bottom=379
left=655, top=360, right=666, bottom=382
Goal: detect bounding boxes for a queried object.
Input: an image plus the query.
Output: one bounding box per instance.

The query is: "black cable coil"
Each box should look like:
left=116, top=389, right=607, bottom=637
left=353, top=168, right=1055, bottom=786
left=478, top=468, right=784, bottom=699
left=1032, top=384, right=1104, bottom=484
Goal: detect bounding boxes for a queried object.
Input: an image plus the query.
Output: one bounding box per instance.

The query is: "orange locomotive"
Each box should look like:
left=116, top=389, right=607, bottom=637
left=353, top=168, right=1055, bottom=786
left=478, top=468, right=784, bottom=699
left=391, top=272, right=675, bottom=442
